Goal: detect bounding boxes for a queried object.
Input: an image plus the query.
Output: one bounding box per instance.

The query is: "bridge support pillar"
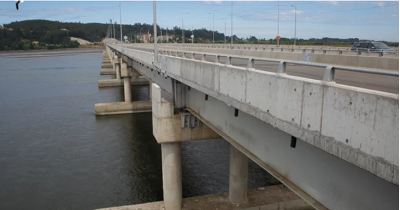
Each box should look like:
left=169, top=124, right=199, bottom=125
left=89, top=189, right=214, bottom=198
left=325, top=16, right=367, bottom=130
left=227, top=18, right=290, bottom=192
left=229, top=145, right=248, bottom=204
left=121, top=61, right=132, bottom=102
left=151, top=82, right=220, bottom=209
left=162, top=142, right=182, bottom=210
left=114, top=55, right=121, bottom=80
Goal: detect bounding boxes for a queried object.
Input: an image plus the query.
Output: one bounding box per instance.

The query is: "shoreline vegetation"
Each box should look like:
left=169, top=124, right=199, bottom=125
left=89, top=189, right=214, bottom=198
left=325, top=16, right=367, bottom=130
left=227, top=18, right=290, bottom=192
left=2, top=19, right=398, bottom=52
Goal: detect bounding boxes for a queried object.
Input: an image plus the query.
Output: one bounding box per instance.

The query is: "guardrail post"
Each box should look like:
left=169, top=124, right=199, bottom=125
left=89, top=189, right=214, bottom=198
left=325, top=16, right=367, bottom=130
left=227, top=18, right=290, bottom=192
left=278, top=61, right=287, bottom=74
left=323, top=66, right=335, bottom=82
left=201, top=54, right=206, bottom=61
left=225, top=56, right=231, bottom=65
left=281, top=48, right=284, bottom=52
left=215, top=55, right=220, bottom=63
left=339, top=50, right=343, bottom=55
left=323, top=50, right=327, bottom=54
left=191, top=53, right=195, bottom=59
left=182, top=52, right=185, bottom=58
left=379, top=52, right=384, bottom=57
left=247, top=58, right=254, bottom=69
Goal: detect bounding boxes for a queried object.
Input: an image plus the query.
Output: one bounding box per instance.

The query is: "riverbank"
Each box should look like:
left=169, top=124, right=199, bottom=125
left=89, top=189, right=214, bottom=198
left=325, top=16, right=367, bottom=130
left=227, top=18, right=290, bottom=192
left=0, top=48, right=103, bottom=58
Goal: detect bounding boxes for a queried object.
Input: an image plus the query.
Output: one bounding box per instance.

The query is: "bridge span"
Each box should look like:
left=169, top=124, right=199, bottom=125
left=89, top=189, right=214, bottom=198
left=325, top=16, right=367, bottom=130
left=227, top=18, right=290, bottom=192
left=96, top=41, right=398, bottom=210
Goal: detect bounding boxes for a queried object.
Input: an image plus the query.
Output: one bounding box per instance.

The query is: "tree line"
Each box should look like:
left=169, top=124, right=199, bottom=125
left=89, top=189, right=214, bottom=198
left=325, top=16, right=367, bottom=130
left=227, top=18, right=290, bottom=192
left=1, top=19, right=397, bottom=51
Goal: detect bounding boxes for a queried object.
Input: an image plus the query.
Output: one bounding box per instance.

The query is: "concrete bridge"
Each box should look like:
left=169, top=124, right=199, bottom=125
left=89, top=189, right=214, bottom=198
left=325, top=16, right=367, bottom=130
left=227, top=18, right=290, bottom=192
left=96, top=41, right=398, bottom=210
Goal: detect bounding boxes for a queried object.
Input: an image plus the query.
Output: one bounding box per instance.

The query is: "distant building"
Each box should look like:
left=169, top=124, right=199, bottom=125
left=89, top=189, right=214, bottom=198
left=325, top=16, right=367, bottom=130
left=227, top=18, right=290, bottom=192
left=60, top=28, right=68, bottom=31
left=157, top=35, right=173, bottom=42
left=136, top=33, right=152, bottom=43
left=32, top=41, right=39, bottom=45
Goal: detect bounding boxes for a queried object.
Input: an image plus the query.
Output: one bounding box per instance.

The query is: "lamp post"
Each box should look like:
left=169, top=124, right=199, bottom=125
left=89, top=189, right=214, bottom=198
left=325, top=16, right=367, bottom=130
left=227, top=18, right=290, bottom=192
left=113, top=7, right=115, bottom=39
left=231, top=1, right=233, bottom=46
left=291, top=5, right=297, bottom=46
left=277, top=1, right=280, bottom=47
left=224, top=18, right=226, bottom=45
left=207, top=13, right=214, bottom=45
left=119, top=1, right=122, bottom=43
left=181, top=13, right=189, bottom=44
left=153, top=1, right=157, bottom=62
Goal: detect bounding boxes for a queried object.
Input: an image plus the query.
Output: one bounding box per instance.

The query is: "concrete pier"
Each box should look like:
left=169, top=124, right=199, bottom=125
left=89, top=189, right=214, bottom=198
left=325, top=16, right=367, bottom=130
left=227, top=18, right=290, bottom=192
left=229, top=145, right=249, bottom=204
left=101, top=63, right=113, bottom=68
left=121, top=61, right=132, bottom=102
left=162, top=143, right=183, bottom=210
left=94, top=101, right=151, bottom=115
left=95, top=185, right=312, bottom=210
left=100, top=68, right=115, bottom=75
left=114, top=56, right=121, bottom=80
left=98, top=78, right=149, bottom=87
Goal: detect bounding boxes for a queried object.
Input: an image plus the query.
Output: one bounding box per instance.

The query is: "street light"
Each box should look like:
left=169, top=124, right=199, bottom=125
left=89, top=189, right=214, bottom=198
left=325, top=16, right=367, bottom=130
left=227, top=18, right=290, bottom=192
left=291, top=5, right=297, bottom=46
left=207, top=13, right=215, bottom=45
left=231, top=1, right=233, bottom=46
left=119, top=1, right=122, bottom=43
left=181, top=13, right=189, bottom=44
left=224, top=18, right=226, bottom=45
left=277, top=1, right=280, bottom=47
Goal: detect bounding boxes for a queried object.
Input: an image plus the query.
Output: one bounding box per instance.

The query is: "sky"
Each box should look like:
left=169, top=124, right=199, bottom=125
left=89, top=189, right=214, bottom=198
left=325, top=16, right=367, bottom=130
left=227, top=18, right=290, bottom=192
left=0, top=1, right=399, bottom=42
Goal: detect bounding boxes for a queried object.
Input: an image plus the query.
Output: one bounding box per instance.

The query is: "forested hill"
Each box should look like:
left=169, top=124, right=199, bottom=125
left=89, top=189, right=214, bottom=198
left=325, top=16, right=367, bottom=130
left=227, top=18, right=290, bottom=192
left=3, top=20, right=109, bottom=42
left=1, top=19, right=397, bottom=51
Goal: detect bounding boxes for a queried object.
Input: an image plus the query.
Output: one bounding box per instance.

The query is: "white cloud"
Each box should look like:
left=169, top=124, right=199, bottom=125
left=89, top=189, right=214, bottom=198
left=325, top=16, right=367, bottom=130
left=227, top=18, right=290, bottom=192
left=203, top=1, right=222, bottom=4
left=329, top=1, right=338, bottom=5
left=377, top=2, right=385, bottom=7
left=291, top=10, right=303, bottom=15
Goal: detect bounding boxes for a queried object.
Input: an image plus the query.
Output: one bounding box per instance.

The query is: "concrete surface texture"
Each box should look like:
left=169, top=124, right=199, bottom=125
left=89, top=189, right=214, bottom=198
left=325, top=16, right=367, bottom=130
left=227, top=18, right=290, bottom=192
left=130, top=44, right=398, bottom=71
left=161, top=142, right=183, bottom=210
left=151, top=83, right=220, bottom=143
left=95, top=185, right=312, bottom=210
left=229, top=145, right=249, bottom=204
left=111, top=45, right=399, bottom=185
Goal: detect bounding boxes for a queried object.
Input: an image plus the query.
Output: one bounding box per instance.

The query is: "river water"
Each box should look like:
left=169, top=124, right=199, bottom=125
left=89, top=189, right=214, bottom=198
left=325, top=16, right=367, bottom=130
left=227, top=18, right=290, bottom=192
left=0, top=50, right=278, bottom=210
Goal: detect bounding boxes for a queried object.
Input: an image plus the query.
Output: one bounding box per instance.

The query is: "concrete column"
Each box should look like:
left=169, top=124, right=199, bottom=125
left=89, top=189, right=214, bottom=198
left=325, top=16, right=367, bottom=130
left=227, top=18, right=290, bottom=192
left=123, top=78, right=131, bottom=102
left=149, top=83, right=152, bottom=100
left=229, top=145, right=248, bottom=204
left=153, top=83, right=182, bottom=210
left=162, top=142, right=182, bottom=210
left=121, top=62, right=131, bottom=102
left=114, top=55, right=121, bottom=80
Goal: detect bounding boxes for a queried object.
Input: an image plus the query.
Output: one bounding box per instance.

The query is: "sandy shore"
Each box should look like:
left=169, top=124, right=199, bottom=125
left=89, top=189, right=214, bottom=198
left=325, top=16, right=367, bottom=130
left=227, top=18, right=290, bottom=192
left=0, top=48, right=103, bottom=58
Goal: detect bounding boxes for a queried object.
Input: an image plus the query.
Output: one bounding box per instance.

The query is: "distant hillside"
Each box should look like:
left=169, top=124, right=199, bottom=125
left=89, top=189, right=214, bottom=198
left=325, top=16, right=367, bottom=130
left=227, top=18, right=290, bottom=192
left=1, top=19, right=397, bottom=51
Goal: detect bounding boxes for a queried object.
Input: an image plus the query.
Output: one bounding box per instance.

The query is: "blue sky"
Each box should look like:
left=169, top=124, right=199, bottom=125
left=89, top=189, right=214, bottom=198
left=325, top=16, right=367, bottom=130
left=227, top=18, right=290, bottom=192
left=0, top=1, right=399, bottom=41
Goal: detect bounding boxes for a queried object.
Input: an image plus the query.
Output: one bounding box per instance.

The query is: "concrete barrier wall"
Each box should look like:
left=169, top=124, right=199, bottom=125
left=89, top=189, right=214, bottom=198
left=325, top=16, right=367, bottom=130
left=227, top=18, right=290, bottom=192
left=128, top=44, right=399, bottom=70
left=173, top=47, right=399, bottom=71
left=109, top=45, right=399, bottom=185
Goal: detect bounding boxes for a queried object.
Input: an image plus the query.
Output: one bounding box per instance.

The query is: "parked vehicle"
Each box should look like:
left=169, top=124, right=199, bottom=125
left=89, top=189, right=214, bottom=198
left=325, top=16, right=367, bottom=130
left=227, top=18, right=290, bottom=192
left=351, top=41, right=395, bottom=53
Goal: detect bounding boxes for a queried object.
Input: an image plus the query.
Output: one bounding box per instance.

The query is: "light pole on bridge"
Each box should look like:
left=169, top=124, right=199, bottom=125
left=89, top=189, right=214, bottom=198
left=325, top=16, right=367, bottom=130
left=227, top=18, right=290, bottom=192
left=291, top=5, right=297, bottom=46
left=119, top=1, right=122, bottom=43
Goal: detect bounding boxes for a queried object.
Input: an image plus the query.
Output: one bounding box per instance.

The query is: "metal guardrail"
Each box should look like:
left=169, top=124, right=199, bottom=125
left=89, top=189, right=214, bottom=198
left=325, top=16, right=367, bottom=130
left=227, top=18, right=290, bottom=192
left=128, top=43, right=399, bottom=57
left=110, top=44, right=399, bottom=84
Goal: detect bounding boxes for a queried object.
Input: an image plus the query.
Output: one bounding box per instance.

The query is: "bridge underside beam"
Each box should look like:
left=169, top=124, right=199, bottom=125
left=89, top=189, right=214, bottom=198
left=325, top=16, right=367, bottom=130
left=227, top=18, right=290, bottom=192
left=185, top=87, right=398, bottom=210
